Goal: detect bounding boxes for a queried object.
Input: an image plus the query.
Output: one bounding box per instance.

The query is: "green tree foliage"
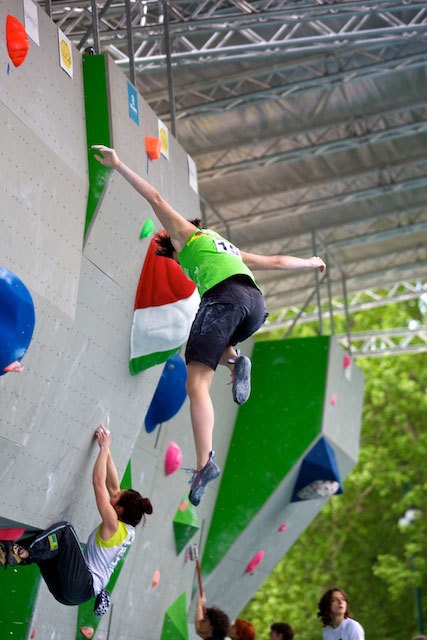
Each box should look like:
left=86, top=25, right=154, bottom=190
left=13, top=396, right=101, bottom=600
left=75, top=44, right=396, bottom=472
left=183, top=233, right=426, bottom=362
left=243, top=299, right=427, bottom=639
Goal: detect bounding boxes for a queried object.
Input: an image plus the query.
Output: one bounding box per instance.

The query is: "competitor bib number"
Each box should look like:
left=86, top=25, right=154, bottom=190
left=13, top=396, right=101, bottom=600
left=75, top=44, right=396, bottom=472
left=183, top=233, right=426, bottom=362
left=214, top=239, right=240, bottom=257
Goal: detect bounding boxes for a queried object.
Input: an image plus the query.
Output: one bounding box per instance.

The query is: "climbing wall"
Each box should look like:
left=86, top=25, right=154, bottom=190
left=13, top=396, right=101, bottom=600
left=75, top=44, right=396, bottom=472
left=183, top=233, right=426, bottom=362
left=0, top=2, right=205, bottom=639
left=196, top=336, right=364, bottom=621
left=0, top=3, right=365, bottom=640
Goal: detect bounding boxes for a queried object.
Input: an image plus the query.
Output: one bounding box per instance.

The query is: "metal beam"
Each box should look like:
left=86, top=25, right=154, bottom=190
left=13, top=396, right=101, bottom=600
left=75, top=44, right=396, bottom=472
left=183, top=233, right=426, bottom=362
left=337, top=325, right=427, bottom=357
left=259, top=280, right=427, bottom=333
left=124, top=0, right=136, bottom=85
left=249, top=211, right=427, bottom=269
left=161, top=0, right=176, bottom=137
left=222, top=170, right=427, bottom=228
left=198, top=118, right=427, bottom=180
left=164, top=54, right=427, bottom=120
left=264, top=261, right=427, bottom=313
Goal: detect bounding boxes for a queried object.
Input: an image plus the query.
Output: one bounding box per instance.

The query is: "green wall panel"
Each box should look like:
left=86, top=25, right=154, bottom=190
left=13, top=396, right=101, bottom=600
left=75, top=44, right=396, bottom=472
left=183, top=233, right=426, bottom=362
left=0, top=564, right=40, bottom=640
left=202, top=336, right=330, bottom=575
left=82, top=54, right=112, bottom=235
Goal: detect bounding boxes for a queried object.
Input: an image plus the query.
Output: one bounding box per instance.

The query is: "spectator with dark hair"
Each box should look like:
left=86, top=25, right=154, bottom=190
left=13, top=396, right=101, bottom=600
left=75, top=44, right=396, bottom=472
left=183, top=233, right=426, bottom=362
left=195, top=594, right=230, bottom=640
left=317, top=588, right=364, bottom=639
left=269, top=621, right=294, bottom=640
left=0, top=425, right=153, bottom=615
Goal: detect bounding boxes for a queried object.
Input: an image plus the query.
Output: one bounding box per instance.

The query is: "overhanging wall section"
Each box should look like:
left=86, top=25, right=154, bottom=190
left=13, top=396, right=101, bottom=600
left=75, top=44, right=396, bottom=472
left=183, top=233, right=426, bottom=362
left=199, top=336, right=364, bottom=618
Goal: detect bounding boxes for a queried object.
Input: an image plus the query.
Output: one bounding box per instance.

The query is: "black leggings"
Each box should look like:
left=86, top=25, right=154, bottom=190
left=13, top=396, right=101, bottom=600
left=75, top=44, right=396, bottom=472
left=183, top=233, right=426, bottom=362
left=27, top=521, right=95, bottom=605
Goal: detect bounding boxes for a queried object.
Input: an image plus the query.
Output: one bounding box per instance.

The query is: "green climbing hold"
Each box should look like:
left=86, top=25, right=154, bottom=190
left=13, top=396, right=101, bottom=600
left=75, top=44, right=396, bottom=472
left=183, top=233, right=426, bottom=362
left=161, top=592, right=189, bottom=640
left=173, top=495, right=200, bottom=555
left=140, top=218, right=155, bottom=238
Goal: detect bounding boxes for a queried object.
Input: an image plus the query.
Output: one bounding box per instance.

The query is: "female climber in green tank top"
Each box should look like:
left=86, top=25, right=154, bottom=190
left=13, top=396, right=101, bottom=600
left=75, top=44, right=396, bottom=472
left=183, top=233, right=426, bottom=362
left=178, top=228, right=258, bottom=297
left=92, top=145, right=326, bottom=507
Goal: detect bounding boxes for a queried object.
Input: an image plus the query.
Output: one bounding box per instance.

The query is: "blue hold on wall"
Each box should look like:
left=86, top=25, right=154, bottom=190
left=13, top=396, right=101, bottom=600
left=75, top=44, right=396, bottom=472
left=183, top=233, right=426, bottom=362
left=291, top=436, right=343, bottom=501
left=0, top=267, right=35, bottom=375
left=144, top=353, right=188, bottom=433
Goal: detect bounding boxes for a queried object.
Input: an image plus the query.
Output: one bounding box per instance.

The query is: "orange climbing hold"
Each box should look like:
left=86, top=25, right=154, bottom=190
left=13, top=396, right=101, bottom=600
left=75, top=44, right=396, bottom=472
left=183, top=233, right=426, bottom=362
left=6, top=15, right=30, bottom=68
left=152, top=569, right=161, bottom=587
left=145, top=136, right=162, bottom=160
left=80, top=626, right=94, bottom=639
left=4, top=360, right=25, bottom=373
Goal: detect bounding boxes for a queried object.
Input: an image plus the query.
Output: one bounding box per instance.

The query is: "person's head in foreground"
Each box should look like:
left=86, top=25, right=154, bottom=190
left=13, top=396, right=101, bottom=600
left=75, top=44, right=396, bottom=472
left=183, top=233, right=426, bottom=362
left=269, top=621, right=294, bottom=640
left=198, top=605, right=230, bottom=639
left=228, top=618, right=256, bottom=640
left=317, top=588, right=351, bottom=627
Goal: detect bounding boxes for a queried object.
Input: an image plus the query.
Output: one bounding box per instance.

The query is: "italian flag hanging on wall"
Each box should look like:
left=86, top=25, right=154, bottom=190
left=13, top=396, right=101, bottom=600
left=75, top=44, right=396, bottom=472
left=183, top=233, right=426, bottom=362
left=130, top=239, right=200, bottom=375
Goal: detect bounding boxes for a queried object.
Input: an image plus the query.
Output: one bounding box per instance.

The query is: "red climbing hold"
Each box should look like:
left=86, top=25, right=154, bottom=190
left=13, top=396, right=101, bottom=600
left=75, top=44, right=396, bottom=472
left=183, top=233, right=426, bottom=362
left=343, top=354, right=352, bottom=369
left=245, top=550, right=264, bottom=573
left=277, top=523, right=287, bottom=532
left=6, top=15, right=30, bottom=68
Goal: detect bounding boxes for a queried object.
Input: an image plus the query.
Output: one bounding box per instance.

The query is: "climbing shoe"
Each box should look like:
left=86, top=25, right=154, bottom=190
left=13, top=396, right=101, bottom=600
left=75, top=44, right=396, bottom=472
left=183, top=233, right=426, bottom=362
left=188, top=451, right=220, bottom=507
left=232, top=355, right=252, bottom=405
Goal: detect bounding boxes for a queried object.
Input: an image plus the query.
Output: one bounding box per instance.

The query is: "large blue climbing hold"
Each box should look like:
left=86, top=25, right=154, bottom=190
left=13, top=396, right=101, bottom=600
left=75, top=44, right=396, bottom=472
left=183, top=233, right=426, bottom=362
left=145, top=353, right=187, bottom=433
left=291, top=435, right=343, bottom=501
left=0, top=267, right=35, bottom=375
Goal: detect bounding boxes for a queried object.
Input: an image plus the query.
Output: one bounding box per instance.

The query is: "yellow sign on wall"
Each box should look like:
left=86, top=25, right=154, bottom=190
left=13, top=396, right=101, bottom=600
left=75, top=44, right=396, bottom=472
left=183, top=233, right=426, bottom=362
left=58, top=29, right=73, bottom=78
left=158, top=120, right=169, bottom=160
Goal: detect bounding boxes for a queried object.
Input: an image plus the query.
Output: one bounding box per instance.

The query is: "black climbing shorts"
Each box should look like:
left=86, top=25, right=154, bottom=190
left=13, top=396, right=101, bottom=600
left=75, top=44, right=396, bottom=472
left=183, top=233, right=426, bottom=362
left=185, top=275, right=268, bottom=370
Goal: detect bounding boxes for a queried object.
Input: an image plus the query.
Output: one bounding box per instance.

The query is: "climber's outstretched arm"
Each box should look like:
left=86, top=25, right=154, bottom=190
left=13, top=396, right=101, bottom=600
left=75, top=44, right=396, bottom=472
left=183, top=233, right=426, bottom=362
left=92, top=145, right=194, bottom=252
left=240, top=251, right=326, bottom=272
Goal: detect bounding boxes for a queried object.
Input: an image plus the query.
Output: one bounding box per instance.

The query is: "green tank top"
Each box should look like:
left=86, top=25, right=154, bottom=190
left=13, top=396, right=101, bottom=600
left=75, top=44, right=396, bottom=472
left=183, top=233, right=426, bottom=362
left=178, top=228, right=258, bottom=298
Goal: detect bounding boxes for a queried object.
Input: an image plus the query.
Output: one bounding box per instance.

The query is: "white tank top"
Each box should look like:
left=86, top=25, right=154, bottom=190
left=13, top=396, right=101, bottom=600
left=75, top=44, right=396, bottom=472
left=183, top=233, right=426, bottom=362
left=85, top=521, right=135, bottom=594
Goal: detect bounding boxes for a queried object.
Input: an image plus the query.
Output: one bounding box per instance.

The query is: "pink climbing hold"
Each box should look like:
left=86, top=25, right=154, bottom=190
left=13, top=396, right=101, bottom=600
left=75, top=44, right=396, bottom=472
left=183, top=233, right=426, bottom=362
left=330, top=394, right=337, bottom=406
left=343, top=354, right=352, bottom=369
left=80, top=627, right=94, bottom=639
left=277, top=523, right=287, bottom=532
left=245, top=550, right=264, bottom=573
left=179, top=500, right=189, bottom=512
left=165, top=441, right=182, bottom=475
left=152, top=569, right=161, bottom=587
